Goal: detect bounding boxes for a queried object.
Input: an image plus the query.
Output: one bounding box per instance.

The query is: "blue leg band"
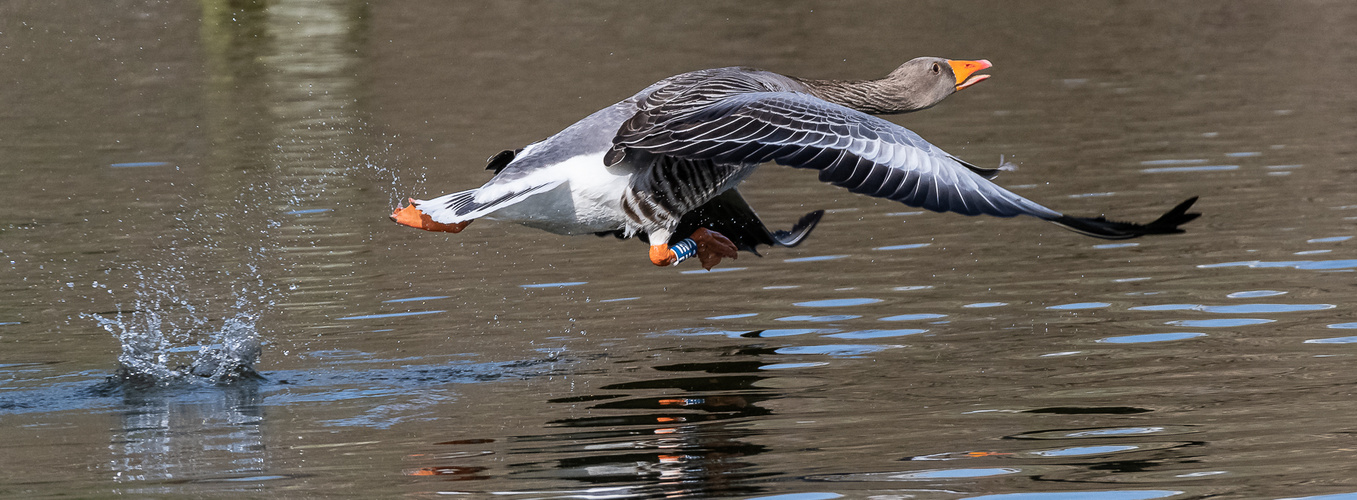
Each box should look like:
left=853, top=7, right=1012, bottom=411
left=670, top=239, right=697, bottom=264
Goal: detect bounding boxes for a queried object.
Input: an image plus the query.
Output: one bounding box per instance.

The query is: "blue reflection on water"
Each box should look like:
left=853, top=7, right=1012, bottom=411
left=383, top=296, right=451, bottom=303
left=1198, top=304, right=1334, bottom=314
left=964, top=302, right=1007, bottom=308
left=907, top=468, right=1020, bottom=479
left=825, top=329, right=926, bottom=339
left=1099, top=333, right=1205, bottom=344
left=1199, top=259, right=1357, bottom=270
left=285, top=208, right=331, bottom=215
left=794, top=298, right=882, bottom=307
left=965, top=491, right=1182, bottom=500
left=1140, top=159, right=1206, bottom=166
left=1032, top=445, right=1139, bottom=457
left=1304, top=337, right=1357, bottom=344
left=1307, top=236, right=1353, bottom=243
left=520, top=281, right=587, bottom=288
left=1168, top=319, right=1274, bottom=327
left=707, top=313, right=758, bottom=320
left=747, top=493, right=843, bottom=500
left=784, top=255, right=850, bottom=263
left=759, top=362, right=829, bottom=370
left=1129, top=304, right=1198, bottom=311
left=1131, top=303, right=1330, bottom=314
left=336, top=310, right=444, bottom=321
left=874, top=243, right=930, bottom=251
left=1048, top=302, right=1111, bottom=310
left=776, top=315, right=862, bottom=322
left=880, top=313, right=947, bottom=321
left=776, top=344, right=890, bottom=356
left=1280, top=492, right=1357, bottom=500
left=1066, top=427, right=1166, bottom=437
left=757, top=329, right=819, bottom=338
left=1226, top=290, right=1286, bottom=298
left=1141, top=165, right=1238, bottom=173
left=681, top=267, right=746, bottom=274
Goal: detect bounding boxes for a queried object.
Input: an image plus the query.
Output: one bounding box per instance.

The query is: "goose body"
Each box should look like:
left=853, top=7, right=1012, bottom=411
left=393, top=58, right=1198, bottom=269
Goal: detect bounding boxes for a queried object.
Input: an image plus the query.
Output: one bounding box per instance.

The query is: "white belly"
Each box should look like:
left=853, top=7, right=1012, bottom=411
left=485, top=151, right=636, bottom=235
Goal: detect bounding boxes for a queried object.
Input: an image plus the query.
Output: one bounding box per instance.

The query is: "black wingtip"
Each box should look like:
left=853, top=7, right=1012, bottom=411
left=770, top=210, right=825, bottom=247
left=1050, top=197, right=1201, bottom=240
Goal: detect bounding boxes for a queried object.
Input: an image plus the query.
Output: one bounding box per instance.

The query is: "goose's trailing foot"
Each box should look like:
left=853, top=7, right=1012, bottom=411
left=391, top=199, right=472, bottom=233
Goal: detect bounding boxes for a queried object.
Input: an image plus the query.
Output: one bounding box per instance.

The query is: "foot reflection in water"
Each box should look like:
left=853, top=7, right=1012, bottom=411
left=412, top=348, right=784, bottom=498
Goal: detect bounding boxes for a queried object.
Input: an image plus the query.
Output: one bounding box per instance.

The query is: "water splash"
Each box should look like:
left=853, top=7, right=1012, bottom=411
left=84, top=271, right=266, bottom=388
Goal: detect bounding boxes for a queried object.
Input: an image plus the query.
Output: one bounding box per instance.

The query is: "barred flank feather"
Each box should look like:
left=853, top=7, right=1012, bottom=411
left=620, top=156, right=749, bottom=232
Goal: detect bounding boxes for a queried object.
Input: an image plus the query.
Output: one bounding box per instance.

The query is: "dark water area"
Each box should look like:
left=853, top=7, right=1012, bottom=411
left=3, top=1, right=1356, bottom=498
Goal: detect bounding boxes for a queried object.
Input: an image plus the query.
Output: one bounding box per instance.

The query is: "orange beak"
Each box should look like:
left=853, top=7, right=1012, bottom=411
left=947, top=59, right=992, bottom=91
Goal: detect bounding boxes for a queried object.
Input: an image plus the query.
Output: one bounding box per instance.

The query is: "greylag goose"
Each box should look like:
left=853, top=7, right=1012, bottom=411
left=392, top=58, right=1198, bottom=270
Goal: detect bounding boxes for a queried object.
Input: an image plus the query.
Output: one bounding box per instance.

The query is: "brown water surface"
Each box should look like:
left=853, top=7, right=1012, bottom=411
left=2, top=1, right=1356, bottom=498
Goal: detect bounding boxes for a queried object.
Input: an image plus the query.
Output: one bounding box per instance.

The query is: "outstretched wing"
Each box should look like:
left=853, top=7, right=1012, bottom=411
left=611, top=92, right=1198, bottom=238
left=613, top=91, right=1060, bottom=219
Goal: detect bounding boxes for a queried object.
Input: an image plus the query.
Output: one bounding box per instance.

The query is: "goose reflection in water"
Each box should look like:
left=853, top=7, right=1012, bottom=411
left=408, top=348, right=784, bottom=497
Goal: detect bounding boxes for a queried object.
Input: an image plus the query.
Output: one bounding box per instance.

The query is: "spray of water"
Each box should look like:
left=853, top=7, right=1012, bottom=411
left=83, top=266, right=267, bottom=387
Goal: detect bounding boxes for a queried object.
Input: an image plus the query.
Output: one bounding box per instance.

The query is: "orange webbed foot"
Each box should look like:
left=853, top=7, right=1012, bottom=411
left=390, top=198, right=472, bottom=233
left=649, top=244, right=677, bottom=267
left=690, top=228, right=737, bottom=270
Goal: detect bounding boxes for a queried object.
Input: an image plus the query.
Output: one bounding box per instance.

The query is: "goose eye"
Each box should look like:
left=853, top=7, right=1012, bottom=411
left=931, top=63, right=941, bottom=74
